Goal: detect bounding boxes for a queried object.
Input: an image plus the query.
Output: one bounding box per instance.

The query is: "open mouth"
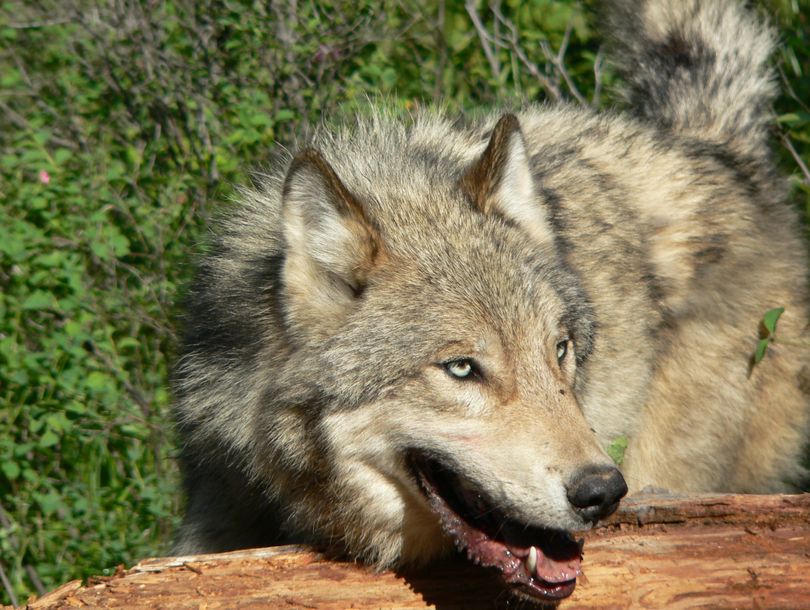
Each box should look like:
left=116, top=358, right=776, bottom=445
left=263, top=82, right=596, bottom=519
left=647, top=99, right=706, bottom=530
left=409, top=453, right=582, bottom=602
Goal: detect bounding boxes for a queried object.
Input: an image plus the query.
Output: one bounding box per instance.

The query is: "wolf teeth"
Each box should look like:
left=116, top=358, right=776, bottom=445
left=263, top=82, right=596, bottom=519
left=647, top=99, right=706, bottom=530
left=526, top=546, right=537, bottom=575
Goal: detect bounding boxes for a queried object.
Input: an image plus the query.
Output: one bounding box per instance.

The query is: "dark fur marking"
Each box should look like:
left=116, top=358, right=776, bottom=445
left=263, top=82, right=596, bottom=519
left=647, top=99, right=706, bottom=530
left=694, top=244, right=726, bottom=265
left=530, top=146, right=581, bottom=178
left=529, top=182, right=597, bottom=370
left=179, top=456, right=292, bottom=551
left=179, top=258, right=268, bottom=364
left=798, top=365, right=810, bottom=397
left=640, top=269, right=666, bottom=307
left=681, top=138, right=764, bottom=198
left=534, top=182, right=571, bottom=257
left=656, top=31, right=697, bottom=69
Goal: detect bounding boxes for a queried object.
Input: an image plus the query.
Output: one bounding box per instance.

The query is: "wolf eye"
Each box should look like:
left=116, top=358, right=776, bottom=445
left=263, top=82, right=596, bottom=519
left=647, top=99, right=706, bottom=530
left=556, top=340, right=569, bottom=364
left=443, top=358, right=477, bottom=380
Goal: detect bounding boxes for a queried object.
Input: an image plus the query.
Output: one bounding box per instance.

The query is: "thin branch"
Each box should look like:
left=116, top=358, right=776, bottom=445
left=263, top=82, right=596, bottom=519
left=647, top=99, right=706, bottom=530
left=0, top=99, right=30, bottom=131
left=488, top=5, right=563, bottom=102
left=0, top=562, right=18, bottom=609
left=558, top=19, right=572, bottom=61
left=592, top=48, right=605, bottom=107
left=781, top=132, right=810, bottom=186
left=465, top=1, right=501, bottom=81
left=433, top=0, right=447, bottom=103
left=25, top=565, right=46, bottom=597
left=0, top=503, right=13, bottom=531
left=778, top=64, right=810, bottom=114
left=0, top=503, right=23, bottom=606
left=536, top=20, right=588, bottom=106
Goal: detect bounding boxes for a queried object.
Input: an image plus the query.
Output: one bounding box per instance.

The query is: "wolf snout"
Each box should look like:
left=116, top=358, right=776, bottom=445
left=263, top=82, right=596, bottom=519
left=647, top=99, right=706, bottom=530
left=565, top=464, right=628, bottom=524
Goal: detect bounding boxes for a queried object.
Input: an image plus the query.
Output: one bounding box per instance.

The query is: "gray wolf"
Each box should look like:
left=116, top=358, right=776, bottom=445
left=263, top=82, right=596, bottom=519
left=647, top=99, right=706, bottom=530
left=172, top=0, right=810, bottom=603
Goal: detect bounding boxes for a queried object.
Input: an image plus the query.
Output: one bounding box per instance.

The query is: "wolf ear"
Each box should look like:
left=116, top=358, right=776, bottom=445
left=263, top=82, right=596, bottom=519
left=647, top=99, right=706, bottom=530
left=281, top=149, right=382, bottom=340
left=460, top=114, right=554, bottom=245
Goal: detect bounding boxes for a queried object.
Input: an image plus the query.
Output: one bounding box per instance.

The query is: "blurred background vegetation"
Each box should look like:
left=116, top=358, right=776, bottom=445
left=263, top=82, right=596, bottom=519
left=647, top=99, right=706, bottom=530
left=0, top=0, right=807, bottom=605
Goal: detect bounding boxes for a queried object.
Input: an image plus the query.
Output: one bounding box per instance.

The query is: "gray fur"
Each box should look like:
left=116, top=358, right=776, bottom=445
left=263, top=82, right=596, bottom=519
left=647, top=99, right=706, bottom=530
left=172, top=0, right=810, bottom=574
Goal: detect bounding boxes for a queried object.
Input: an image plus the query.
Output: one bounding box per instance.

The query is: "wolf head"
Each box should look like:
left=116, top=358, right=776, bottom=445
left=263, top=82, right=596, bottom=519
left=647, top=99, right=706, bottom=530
left=260, top=114, right=626, bottom=601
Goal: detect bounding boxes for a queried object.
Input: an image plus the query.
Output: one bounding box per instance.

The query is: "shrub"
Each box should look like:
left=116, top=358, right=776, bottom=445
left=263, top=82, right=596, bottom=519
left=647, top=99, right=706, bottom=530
left=0, top=0, right=806, bottom=605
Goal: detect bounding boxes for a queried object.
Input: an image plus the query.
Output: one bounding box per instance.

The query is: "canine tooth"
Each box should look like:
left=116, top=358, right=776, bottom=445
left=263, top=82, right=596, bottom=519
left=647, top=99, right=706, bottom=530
left=526, top=546, right=537, bottom=574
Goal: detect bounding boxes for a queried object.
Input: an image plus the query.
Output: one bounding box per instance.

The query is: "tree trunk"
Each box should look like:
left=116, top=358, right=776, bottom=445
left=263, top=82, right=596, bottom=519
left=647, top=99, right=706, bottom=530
left=21, top=493, right=810, bottom=609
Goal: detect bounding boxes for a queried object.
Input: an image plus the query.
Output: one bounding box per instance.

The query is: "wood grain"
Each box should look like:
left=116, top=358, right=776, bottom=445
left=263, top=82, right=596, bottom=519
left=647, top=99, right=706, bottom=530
left=19, top=493, right=810, bottom=609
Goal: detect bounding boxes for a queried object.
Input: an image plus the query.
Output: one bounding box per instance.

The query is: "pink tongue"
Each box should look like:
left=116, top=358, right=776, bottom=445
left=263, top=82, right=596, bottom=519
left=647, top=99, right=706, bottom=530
left=536, top=551, right=581, bottom=583
left=509, top=545, right=581, bottom=584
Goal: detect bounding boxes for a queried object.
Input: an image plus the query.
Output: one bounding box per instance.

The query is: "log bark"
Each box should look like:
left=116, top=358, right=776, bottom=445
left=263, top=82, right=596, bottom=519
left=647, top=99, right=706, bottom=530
left=19, top=493, right=810, bottom=609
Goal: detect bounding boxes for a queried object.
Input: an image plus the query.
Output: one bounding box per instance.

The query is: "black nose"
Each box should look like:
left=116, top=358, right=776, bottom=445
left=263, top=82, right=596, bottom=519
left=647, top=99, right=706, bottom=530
left=566, top=464, right=628, bottom=524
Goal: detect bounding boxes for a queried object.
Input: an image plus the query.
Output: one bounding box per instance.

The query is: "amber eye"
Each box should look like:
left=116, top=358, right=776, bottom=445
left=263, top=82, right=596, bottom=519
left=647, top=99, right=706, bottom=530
left=443, top=358, right=477, bottom=380
left=556, top=340, right=569, bottom=364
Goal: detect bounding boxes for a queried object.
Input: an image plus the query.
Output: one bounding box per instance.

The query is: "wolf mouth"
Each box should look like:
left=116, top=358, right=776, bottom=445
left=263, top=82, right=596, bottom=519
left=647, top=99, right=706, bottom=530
left=408, top=453, right=582, bottom=602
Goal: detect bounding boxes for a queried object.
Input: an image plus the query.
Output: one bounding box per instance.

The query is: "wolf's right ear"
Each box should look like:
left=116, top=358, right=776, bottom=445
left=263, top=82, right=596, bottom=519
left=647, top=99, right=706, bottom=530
left=281, top=149, right=383, bottom=341
left=460, top=114, right=554, bottom=246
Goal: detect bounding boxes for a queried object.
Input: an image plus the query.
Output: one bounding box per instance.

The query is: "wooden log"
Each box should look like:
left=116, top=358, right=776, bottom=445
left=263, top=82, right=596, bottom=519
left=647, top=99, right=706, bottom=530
left=18, top=493, right=810, bottom=609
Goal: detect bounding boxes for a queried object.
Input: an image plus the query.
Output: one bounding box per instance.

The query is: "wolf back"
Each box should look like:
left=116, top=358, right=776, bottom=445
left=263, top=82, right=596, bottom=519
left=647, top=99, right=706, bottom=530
left=172, top=0, right=809, bottom=602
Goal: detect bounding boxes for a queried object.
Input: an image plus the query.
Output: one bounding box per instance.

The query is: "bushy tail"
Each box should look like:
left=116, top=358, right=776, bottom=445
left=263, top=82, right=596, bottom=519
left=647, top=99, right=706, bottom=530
left=604, top=0, right=777, bottom=161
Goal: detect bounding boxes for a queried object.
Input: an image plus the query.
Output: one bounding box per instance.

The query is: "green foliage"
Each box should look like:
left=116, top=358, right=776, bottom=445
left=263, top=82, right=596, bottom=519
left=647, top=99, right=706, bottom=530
left=768, top=0, right=810, bottom=222
left=606, top=436, right=629, bottom=467
left=752, top=307, right=786, bottom=365
left=0, top=0, right=807, bottom=605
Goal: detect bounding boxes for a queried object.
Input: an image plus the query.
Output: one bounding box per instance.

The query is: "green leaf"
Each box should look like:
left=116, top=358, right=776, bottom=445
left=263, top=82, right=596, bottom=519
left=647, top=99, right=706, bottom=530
left=73, top=497, right=89, bottom=514
left=53, top=148, right=73, bottom=165
left=381, top=67, right=397, bottom=89
left=2, top=462, right=20, bottom=480
left=33, top=251, right=66, bottom=268
left=35, top=491, right=63, bottom=514
left=607, top=436, right=628, bottom=466
left=39, top=429, right=60, bottom=449
left=752, top=307, right=786, bottom=367
left=9, top=369, right=29, bottom=385
left=21, top=290, right=57, bottom=311
left=275, top=108, right=295, bottom=123
left=110, top=233, right=130, bottom=257
left=106, top=160, right=126, bottom=181
left=753, top=338, right=770, bottom=365
left=90, top=241, right=112, bottom=261
left=13, top=442, right=35, bottom=458
left=249, top=113, right=273, bottom=128
left=777, top=112, right=810, bottom=126
left=119, top=423, right=147, bottom=439
left=65, top=401, right=87, bottom=415
left=762, top=307, right=785, bottom=336
left=33, top=129, right=51, bottom=146
left=85, top=371, right=112, bottom=391
left=46, top=413, right=72, bottom=433
left=117, top=337, right=140, bottom=350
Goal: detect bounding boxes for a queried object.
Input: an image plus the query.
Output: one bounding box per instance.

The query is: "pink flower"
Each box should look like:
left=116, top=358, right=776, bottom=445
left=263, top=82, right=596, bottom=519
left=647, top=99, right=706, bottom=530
left=38, top=170, right=51, bottom=184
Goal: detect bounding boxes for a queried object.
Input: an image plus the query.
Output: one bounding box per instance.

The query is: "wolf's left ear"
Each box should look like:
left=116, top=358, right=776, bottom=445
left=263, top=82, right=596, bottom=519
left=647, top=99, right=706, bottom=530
left=460, top=114, right=554, bottom=245
left=281, top=149, right=382, bottom=341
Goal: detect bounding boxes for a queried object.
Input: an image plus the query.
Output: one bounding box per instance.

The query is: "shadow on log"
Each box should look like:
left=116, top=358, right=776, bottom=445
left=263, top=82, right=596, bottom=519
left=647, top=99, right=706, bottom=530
left=17, top=493, right=810, bottom=609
